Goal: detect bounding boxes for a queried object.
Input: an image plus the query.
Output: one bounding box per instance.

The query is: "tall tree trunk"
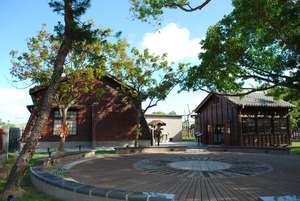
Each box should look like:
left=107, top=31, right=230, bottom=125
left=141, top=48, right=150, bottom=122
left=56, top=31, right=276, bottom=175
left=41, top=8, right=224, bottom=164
left=134, top=104, right=142, bottom=147
left=135, top=112, right=140, bottom=147
left=2, top=0, right=74, bottom=196
left=59, top=108, right=68, bottom=151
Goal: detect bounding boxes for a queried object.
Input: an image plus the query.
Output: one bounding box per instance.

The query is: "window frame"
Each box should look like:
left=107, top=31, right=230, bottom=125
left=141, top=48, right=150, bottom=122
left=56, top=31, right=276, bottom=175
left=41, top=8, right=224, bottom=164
left=241, top=116, right=288, bottom=135
left=53, top=110, right=78, bottom=136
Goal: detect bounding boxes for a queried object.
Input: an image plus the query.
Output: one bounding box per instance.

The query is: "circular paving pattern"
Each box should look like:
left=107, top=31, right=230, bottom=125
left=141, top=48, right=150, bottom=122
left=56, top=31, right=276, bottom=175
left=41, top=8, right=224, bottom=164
left=169, top=160, right=232, bottom=171
left=135, top=156, right=272, bottom=178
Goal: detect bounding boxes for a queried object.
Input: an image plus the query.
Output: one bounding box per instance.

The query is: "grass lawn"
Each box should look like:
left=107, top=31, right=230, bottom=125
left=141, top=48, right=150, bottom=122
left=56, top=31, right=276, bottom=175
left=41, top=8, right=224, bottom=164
left=290, top=141, right=300, bottom=155
left=291, top=142, right=300, bottom=146
left=0, top=152, right=61, bottom=201
left=0, top=150, right=114, bottom=201
left=182, top=138, right=196, bottom=141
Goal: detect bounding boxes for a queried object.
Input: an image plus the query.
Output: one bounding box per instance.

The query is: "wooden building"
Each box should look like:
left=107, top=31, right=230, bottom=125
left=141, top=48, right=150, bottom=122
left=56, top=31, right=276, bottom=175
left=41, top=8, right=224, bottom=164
left=21, top=74, right=151, bottom=149
left=194, top=91, right=295, bottom=147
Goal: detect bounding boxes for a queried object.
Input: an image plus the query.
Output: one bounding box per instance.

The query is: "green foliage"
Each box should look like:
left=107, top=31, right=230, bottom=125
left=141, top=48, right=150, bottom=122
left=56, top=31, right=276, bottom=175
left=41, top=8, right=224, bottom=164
left=168, top=111, right=177, bottom=115
left=129, top=0, right=211, bottom=23
left=290, top=145, right=300, bottom=155
left=152, top=111, right=166, bottom=115
left=190, top=123, right=195, bottom=129
left=49, top=0, right=96, bottom=43
left=112, top=44, right=185, bottom=114
left=181, top=0, right=300, bottom=95
left=0, top=153, right=60, bottom=201
left=9, top=22, right=124, bottom=149
left=10, top=23, right=120, bottom=122
left=292, top=142, right=300, bottom=147
left=111, top=41, right=185, bottom=146
left=0, top=122, right=16, bottom=128
left=182, top=138, right=195, bottom=141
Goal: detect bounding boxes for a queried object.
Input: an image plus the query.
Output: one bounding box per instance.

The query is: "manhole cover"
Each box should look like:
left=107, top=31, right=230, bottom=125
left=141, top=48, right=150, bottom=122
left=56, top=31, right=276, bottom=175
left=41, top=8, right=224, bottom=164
left=135, top=157, right=271, bottom=178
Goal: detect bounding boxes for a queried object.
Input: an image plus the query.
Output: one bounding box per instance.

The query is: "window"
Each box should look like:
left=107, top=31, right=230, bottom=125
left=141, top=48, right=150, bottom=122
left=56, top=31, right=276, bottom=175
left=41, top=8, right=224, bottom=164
left=242, top=118, right=248, bottom=133
left=53, top=110, right=77, bottom=135
left=257, top=118, right=265, bottom=134
left=273, top=118, right=289, bottom=134
left=274, top=118, right=280, bottom=134
left=281, top=118, right=288, bottom=133
left=248, top=118, right=256, bottom=133
left=265, top=118, right=272, bottom=134
left=242, top=118, right=256, bottom=134
left=242, top=116, right=288, bottom=135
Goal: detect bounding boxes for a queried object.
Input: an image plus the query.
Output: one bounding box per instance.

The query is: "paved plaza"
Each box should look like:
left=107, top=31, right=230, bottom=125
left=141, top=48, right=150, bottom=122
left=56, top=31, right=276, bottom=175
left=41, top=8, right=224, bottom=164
left=67, top=149, right=300, bottom=201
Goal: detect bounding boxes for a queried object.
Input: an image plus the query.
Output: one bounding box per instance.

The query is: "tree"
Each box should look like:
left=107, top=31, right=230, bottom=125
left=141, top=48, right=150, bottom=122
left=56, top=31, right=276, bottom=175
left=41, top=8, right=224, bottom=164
left=0, top=121, right=16, bottom=128
left=3, top=0, right=94, bottom=196
left=168, top=111, right=177, bottom=115
left=112, top=44, right=185, bottom=147
left=152, top=111, right=166, bottom=115
left=10, top=24, right=117, bottom=150
left=181, top=0, right=300, bottom=95
left=129, top=0, right=212, bottom=23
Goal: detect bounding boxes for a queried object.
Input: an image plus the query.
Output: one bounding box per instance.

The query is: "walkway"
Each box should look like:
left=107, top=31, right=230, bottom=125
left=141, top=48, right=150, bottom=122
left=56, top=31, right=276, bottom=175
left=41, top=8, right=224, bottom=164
left=67, top=149, right=300, bottom=201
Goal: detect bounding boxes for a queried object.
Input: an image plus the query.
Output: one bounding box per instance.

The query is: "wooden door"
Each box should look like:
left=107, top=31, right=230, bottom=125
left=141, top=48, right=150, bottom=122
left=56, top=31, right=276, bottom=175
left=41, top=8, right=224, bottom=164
left=214, top=125, right=224, bottom=144
left=224, top=124, right=231, bottom=146
left=207, top=124, right=214, bottom=144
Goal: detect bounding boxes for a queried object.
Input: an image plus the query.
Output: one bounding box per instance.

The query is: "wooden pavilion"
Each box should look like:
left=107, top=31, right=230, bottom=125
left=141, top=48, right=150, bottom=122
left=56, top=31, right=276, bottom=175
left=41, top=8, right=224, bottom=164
left=193, top=91, right=295, bottom=147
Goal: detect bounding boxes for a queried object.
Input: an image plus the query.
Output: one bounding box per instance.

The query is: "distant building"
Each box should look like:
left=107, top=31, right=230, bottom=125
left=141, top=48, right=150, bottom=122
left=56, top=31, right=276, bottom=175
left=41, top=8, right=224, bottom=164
left=145, top=114, right=183, bottom=142
left=194, top=91, right=295, bottom=147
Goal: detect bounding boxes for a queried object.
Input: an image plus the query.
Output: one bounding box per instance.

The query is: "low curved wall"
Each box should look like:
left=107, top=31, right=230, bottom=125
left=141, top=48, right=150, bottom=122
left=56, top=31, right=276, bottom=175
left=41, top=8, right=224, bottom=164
left=30, top=151, right=175, bottom=201
left=114, top=146, right=187, bottom=154
left=207, top=145, right=290, bottom=155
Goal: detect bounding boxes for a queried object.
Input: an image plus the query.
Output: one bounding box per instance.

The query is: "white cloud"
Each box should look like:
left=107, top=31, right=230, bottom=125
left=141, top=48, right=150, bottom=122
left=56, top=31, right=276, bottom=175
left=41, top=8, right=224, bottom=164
left=141, top=23, right=203, bottom=63
left=0, top=88, right=29, bottom=100
left=0, top=88, right=32, bottom=124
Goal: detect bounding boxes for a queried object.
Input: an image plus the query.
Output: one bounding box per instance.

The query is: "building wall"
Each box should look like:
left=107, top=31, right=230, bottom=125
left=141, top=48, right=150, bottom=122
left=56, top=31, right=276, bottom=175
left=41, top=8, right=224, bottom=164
left=195, top=94, right=239, bottom=146
left=239, top=107, right=291, bottom=147
left=195, top=93, right=292, bottom=147
left=22, top=76, right=151, bottom=149
left=145, top=114, right=183, bottom=142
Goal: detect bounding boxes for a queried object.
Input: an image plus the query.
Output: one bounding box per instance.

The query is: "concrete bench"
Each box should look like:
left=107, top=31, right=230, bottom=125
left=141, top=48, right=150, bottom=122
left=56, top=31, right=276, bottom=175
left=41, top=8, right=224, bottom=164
left=114, top=146, right=187, bottom=154
left=31, top=151, right=175, bottom=201
left=258, top=195, right=300, bottom=201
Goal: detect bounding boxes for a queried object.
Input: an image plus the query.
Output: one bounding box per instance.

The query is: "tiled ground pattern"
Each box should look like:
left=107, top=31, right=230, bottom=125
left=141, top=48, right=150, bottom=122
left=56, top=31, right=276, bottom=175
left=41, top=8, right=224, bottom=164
left=135, top=156, right=271, bottom=178
left=68, top=152, right=300, bottom=201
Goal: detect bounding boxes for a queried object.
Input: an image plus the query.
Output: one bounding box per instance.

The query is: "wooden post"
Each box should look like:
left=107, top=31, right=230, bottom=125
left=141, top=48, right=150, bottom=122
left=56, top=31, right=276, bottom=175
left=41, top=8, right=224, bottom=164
left=0, top=129, right=6, bottom=153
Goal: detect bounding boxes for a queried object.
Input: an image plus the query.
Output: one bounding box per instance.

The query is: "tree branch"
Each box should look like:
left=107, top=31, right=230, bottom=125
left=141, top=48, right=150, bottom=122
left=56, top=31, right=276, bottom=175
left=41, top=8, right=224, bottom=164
left=166, top=0, right=211, bottom=12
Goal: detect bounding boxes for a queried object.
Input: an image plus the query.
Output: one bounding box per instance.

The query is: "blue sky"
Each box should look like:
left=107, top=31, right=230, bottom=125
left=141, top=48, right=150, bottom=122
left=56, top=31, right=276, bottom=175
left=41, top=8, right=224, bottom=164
left=0, top=0, right=233, bottom=124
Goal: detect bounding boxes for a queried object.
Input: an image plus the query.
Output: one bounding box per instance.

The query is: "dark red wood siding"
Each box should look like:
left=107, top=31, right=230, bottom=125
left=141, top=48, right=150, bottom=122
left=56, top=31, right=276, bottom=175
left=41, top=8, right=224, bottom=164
left=22, top=76, right=151, bottom=143
left=195, top=93, right=291, bottom=147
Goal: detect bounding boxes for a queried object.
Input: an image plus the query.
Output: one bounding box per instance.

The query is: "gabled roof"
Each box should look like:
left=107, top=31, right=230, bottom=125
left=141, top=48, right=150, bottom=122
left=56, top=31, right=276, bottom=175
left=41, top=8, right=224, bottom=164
left=225, top=92, right=295, bottom=108
left=195, top=91, right=295, bottom=113
left=29, top=73, right=124, bottom=95
left=29, top=73, right=146, bottom=100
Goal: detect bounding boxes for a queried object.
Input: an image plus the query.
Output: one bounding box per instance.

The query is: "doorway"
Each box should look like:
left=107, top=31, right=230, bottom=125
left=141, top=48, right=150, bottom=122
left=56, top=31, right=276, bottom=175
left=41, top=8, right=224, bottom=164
left=214, top=125, right=224, bottom=144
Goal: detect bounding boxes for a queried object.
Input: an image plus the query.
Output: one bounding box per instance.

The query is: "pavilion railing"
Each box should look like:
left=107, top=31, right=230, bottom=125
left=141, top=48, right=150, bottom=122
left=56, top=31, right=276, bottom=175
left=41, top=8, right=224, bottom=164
left=291, top=128, right=300, bottom=140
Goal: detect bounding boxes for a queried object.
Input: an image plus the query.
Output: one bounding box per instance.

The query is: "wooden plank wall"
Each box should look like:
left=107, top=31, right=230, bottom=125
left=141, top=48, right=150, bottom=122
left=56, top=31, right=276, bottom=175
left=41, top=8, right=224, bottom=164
left=22, top=76, right=151, bottom=143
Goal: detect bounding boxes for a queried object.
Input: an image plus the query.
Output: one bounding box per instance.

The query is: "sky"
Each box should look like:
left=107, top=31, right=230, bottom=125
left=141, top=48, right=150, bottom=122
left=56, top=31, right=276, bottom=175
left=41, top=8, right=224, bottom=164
left=0, top=0, right=234, bottom=124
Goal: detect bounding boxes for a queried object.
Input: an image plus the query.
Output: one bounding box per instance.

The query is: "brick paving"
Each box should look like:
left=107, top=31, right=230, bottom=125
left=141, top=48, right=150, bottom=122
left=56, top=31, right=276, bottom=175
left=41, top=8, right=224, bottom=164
left=67, top=151, right=300, bottom=201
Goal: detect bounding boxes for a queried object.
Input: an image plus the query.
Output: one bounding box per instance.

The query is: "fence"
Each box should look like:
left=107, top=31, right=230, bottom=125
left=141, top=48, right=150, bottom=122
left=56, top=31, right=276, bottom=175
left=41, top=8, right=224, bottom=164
left=291, top=128, right=300, bottom=140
